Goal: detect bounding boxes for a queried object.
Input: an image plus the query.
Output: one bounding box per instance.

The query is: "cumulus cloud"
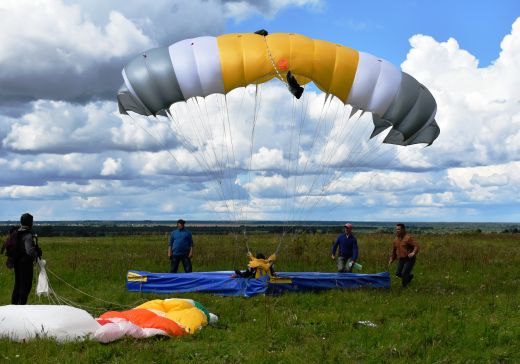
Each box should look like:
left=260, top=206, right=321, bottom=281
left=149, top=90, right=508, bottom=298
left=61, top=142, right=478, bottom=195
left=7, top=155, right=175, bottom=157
left=101, top=157, right=122, bottom=176
left=401, top=18, right=520, bottom=169
left=0, top=0, right=323, bottom=111
left=224, top=0, right=323, bottom=22
left=1, top=2, right=519, bottom=221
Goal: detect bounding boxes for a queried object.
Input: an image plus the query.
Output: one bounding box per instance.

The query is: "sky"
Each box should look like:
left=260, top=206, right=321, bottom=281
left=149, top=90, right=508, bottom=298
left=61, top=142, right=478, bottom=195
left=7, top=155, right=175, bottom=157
left=0, top=0, right=519, bottom=222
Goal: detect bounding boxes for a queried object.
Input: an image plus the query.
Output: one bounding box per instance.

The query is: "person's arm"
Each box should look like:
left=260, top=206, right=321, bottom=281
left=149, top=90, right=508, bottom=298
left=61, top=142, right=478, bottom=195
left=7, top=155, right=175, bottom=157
left=389, top=241, right=397, bottom=264
left=352, top=237, right=358, bottom=262
left=331, top=237, right=339, bottom=259
left=168, top=232, right=174, bottom=258
left=188, top=232, right=193, bottom=258
left=24, top=233, right=39, bottom=259
left=407, top=235, right=419, bottom=257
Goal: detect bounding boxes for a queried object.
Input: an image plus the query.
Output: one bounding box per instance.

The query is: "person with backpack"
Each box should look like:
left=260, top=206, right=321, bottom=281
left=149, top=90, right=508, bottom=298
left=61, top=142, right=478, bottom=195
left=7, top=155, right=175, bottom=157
left=8, top=213, right=42, bottom=304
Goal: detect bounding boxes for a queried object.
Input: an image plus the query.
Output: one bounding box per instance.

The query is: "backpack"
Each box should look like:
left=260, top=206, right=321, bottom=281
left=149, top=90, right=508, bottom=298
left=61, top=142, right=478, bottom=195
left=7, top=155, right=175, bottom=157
left=3, top=228, right=18, bottom=269
left=3, top=228, right=30, bottom=269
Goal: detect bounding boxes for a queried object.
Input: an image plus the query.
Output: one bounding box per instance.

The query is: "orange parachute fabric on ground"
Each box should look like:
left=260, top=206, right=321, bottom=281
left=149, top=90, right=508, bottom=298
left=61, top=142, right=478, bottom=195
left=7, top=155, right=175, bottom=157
left=94, top=298, right=217, bottom=343
left=98, top=308, right=186, bottom=337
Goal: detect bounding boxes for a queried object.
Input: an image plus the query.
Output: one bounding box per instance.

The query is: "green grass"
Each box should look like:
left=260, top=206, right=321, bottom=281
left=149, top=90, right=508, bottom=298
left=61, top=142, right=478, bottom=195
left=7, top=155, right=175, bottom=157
left=0, top=232, right=519, bottom=363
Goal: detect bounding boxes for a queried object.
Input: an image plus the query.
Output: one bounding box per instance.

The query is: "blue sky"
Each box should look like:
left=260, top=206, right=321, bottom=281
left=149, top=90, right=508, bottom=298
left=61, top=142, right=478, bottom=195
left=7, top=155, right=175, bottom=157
left=226, top=0, right=519, bottom=66
left=0, top=0, right=519, bottom=222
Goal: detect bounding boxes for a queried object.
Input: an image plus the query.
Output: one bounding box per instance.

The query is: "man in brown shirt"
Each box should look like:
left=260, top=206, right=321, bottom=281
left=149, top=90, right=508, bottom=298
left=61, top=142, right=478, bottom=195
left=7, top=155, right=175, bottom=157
left=388, top=223, right=419, bottom=287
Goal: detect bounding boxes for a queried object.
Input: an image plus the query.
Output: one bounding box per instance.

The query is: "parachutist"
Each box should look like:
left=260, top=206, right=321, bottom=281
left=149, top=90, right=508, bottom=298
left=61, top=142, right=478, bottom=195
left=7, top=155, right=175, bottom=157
left=254, top=29, right=268, bottom=36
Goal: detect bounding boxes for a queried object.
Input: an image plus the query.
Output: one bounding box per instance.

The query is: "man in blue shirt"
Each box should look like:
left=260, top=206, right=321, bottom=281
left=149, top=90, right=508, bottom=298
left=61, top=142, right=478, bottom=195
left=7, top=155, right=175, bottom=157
left=331, top=223, right=358, bottom=273
left=168, top=219, right=194, bottom=273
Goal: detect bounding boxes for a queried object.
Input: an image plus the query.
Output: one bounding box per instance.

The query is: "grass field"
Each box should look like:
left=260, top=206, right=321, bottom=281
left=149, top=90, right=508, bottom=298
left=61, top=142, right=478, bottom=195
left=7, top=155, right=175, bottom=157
left=0, top=231, right=519, bottom=363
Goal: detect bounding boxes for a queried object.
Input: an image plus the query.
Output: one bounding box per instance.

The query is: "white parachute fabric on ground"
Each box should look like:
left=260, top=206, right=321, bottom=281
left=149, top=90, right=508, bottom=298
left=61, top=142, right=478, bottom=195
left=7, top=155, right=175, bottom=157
left=94, top=321, right=166, bottom=343
left=0, top=305, right=100, bottom=342
left=36, top=259, right=50, bottom=296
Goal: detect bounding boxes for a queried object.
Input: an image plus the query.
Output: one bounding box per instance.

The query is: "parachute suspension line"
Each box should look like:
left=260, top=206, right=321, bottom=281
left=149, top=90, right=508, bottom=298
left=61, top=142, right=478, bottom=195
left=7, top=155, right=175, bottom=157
left=283, top=95, right=300, bottom=232
left=283, top=90, right=310, bottom=230
left=165, top=108, right=219, bottom=183
left=223, top=95, right=239, bottom=216
left=289, top=92, right=334, bottom=220
left=295, top=105, right=374, bottom=220
left=243, top=226, right=252, bottom=255
left=45, top=267, right=134, bottom=309
left=125, top=112, right=181, bottom=168
left=294, top=104, right=412, bottom=222
left=126, top=110, right=233, bottom=224
left=245, top=84, right=263, bottom=219
left=289, top=93, right=311, bottom=224
left=263, top=37, right=288, bottom=87
left=125, top=111, right=231, bottom=219
left=36, top=264, right=144, bottom=316
left=306, top=96, right=345, bottom=189
left=232, top=88, right=250, bottom=224
left=216, top=94, right=239, bottom=222
left=274, top=230, right=288, bottom=256
left=193, top=96, right=228, bottom=193
left=288, top=100, right=365, bottom=223
left=165, top=108, right=237, bottom=221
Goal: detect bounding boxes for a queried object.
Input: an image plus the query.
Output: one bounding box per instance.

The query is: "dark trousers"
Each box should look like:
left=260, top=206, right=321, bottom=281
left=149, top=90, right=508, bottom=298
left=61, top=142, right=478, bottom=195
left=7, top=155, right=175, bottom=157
left=12, top=261, right=34, bottom=304
left=396, top=256, right=416, bottom=287
left=170, top=255, right=192, bottom=273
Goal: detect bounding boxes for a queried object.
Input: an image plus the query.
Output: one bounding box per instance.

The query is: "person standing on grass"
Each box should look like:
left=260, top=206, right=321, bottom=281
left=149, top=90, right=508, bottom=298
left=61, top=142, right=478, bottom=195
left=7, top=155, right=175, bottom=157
left=388, top=223, right=419, bottom=288
left=11, top=213, right=42, bottom=304
left=168, top=219, right=193, bottom=273
left=331, top=223, right=358, bottom=273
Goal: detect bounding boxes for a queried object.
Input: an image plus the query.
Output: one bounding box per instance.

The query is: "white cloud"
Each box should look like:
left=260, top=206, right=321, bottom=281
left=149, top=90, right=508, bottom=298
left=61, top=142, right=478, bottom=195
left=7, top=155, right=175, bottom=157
left=101, top=157, right=122, bottom=176
left=401, top=18, right=520, bottom=169
left=224, top=0, right=323, bottom=22
left=0, top=3, right=519, bottom=222
left=251, top=147, right=285, bottom=170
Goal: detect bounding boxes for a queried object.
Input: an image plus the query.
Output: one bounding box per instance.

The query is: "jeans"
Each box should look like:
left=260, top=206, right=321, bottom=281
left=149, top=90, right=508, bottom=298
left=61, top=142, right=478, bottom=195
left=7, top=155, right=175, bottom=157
left=396, top=256, right=416, bottom=287
left=12, top=261, right=34, bottom=304
left=170, top=255, right=192, bottom=273
left=337, top=256, right=353, bottom=273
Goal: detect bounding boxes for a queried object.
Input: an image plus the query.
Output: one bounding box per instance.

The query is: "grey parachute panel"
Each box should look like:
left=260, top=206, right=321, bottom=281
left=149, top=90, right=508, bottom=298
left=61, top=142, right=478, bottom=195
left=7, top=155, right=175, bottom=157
left=371, top=72, right=439, bottom=146
left=118, top=47, right=184, bottom=116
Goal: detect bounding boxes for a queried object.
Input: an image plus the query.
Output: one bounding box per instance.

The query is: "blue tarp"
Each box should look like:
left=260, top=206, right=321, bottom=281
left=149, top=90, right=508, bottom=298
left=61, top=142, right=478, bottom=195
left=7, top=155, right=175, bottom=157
left=126, top=270, right=390, bottom=297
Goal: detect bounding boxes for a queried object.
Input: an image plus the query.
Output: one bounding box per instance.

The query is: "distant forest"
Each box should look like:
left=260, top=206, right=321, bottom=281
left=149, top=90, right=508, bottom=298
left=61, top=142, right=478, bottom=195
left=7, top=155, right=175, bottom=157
left=1, top=221, right=519, bottom=237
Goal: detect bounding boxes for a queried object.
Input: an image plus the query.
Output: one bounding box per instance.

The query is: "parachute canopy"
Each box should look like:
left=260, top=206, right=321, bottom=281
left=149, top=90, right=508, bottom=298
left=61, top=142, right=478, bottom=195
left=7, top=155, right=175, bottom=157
left=0, top=305, right=100, bottom=342
left=118, top=32, right=439, bottom=146
left=126, top=270, right=391, bottom=297
left=95, top=298, right=218, bottom=343
left=0, top=299, right=217, bottom=343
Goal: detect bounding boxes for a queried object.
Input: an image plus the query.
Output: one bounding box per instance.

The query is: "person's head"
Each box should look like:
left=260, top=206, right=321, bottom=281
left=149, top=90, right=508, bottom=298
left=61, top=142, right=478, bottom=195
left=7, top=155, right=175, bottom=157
left=20, top=213, right=33, bottom=227
left=177, top=219, right=186, bottom=228
left=344, top=223, right=353, bottom=234
left=256, top=253, right=266, bottom=260
left=396, top=223, right=406, bottom=237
